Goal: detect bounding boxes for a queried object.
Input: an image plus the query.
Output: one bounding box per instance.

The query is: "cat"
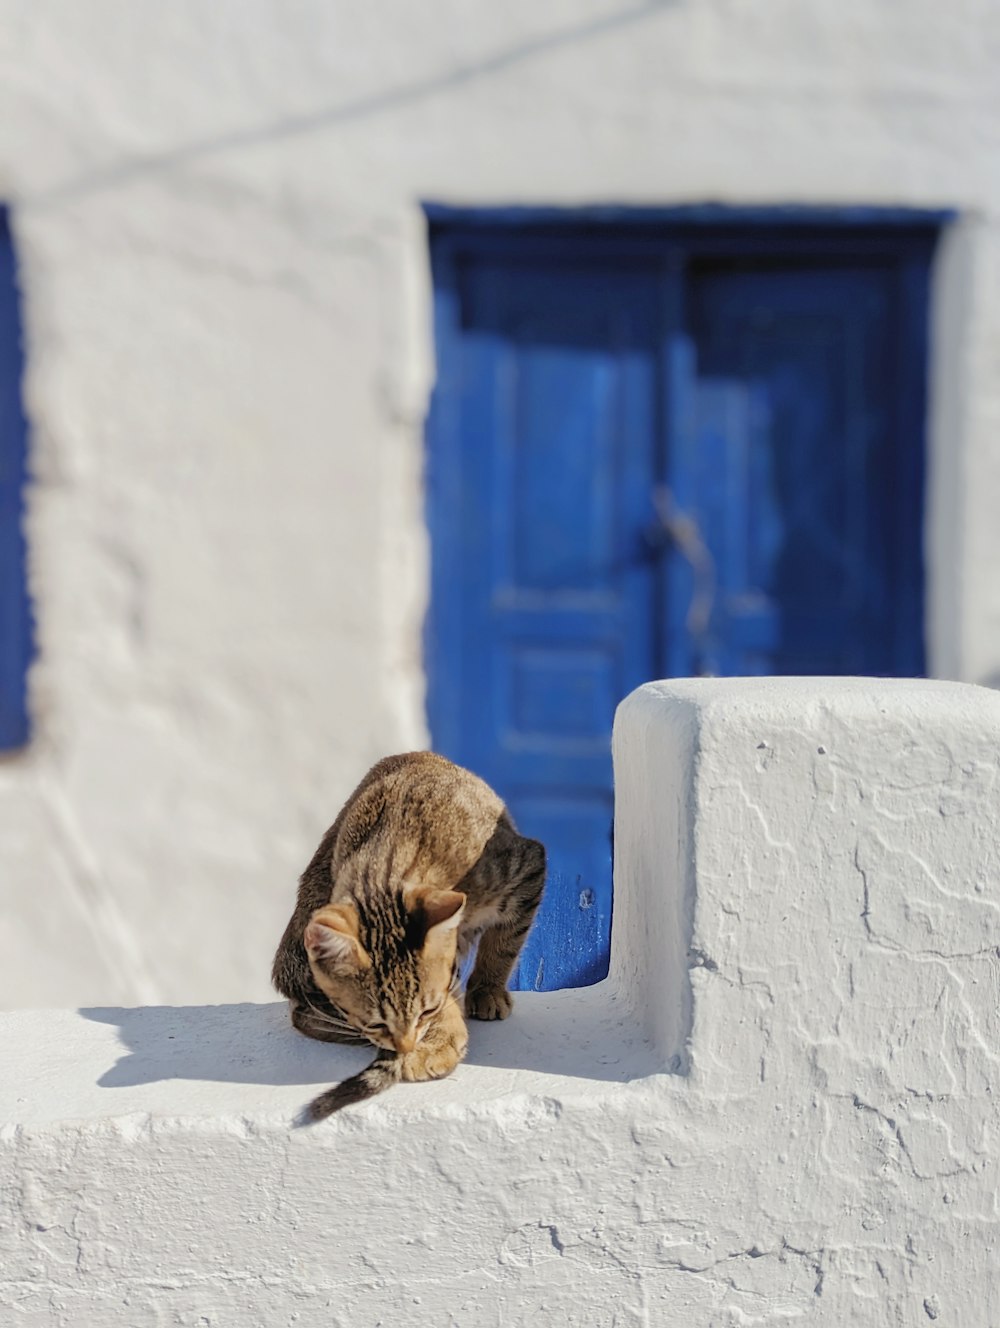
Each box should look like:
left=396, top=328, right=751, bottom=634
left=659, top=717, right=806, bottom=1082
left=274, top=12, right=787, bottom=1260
left=272, top=751, right=546, bottom=1120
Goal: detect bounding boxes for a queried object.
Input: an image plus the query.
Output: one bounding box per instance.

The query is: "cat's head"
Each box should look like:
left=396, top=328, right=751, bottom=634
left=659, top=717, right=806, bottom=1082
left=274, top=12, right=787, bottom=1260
left=304, top=886, right=465, bottom=1053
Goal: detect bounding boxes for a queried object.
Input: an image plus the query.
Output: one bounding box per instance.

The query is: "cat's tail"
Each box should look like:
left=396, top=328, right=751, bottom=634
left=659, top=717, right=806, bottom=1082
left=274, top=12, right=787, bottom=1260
left=304, top=1053, right=402, bottom=1121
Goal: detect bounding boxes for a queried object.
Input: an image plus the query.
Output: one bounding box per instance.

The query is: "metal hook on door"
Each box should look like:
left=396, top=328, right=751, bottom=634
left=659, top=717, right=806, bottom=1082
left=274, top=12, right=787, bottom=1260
left=650, top=485, right=717, bottom=662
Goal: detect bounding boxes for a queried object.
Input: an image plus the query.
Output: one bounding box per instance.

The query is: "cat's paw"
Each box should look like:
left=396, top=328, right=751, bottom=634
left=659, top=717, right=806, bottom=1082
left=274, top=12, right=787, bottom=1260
left=399, top=1040, right=464, bottom=1083
left=466, top=985, right=513, bottom=1021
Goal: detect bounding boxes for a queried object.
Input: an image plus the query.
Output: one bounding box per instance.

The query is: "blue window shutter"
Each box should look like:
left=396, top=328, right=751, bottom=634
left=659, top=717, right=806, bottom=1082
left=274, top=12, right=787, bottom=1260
left=0, top=210, right=31, bottom=750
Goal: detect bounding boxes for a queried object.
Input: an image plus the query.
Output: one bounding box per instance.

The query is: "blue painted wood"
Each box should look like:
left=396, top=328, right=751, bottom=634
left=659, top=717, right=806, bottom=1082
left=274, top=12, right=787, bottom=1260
left=890, top=256, right=933, bottom=676
left=427, top=213, right=938, bottom=990
left=0, top=211, right=30, bottom=750
left=425, top=202, right=954, bottom=234
left=681, top=263, right=919, bottom=676
left=427, top=250, right=672, bottom=989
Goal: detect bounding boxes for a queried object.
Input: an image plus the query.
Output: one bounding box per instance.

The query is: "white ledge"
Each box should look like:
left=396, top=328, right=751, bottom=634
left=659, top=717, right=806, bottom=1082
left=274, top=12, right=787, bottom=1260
left=4, top=677, right=1000, bottom=1326
left=0, top=984, right=658, bottom=1131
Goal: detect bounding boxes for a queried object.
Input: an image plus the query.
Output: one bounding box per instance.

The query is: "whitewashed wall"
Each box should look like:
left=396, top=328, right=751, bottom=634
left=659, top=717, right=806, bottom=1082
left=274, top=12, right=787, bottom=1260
left=0, top=1, right=996, bottom=1006
left=3, top=678, right=998, bottom=1325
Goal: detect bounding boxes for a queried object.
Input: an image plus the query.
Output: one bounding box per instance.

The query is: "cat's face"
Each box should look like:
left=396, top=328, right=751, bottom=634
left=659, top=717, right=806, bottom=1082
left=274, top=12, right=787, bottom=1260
left=304, top=888, right=464, bottom=1053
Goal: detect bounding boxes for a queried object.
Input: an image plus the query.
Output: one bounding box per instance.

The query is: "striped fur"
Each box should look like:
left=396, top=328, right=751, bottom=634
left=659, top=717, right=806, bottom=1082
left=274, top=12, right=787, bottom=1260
left=306, top=1055, right=401, bottom=1120
left=272, top=753, right=546, bottom=1118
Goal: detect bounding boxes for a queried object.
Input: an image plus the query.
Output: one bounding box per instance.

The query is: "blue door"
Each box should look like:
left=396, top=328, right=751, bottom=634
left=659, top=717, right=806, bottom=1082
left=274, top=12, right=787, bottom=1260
left=427, top=213, right=937, bottom=990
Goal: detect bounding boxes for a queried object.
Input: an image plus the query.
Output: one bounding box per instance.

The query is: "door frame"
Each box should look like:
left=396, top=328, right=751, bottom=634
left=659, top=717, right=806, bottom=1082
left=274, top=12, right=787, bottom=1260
left=425, top=204, right=949, bottom=751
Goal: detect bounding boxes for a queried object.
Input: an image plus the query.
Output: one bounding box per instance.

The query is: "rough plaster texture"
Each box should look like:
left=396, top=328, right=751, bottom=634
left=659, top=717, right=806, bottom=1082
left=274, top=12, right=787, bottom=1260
left=0, top=2, right=998, bottom=1006
left=2, top=678, right=998, bottom=1325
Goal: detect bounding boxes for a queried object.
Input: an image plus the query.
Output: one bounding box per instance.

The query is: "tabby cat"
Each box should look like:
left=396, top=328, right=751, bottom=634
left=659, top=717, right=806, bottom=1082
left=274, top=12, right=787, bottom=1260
left=272, top=752, right=546, bottom=1119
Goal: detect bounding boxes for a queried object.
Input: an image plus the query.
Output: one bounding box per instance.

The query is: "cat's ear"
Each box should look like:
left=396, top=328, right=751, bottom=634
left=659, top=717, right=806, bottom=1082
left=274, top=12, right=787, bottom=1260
left=402, top=885, right=466, bottom=944
left=304, top=904, right=367, bottom=973
left=423, top=890, right=466, bottom=936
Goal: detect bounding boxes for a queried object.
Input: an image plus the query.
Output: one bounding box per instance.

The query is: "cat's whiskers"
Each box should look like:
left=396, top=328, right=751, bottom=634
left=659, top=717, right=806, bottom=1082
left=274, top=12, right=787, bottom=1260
left=302, top=996, right=357, bottom=1034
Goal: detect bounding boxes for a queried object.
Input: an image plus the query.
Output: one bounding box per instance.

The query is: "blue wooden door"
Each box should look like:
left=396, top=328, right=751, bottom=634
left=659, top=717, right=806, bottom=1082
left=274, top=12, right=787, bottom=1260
left=427, top=217, right=933, bottom=990
left=428, top=254, right=667, bottom=989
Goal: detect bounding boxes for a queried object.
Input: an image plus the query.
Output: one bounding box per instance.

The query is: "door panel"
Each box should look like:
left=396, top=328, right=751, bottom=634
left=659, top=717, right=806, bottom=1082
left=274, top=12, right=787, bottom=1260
left=433, top=258, right=665, bottom=989
left=683, top=264, right=911, bottom=676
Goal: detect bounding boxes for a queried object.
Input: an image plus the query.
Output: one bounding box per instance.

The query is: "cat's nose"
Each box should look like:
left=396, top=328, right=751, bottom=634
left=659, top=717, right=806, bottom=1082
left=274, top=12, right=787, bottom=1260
left=393, top=1031, right=417, bottom=1054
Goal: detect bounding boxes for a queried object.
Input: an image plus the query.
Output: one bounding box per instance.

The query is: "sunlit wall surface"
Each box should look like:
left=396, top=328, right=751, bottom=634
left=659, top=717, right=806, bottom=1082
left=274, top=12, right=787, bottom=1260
left=0, top=2, right=990, bottom=1005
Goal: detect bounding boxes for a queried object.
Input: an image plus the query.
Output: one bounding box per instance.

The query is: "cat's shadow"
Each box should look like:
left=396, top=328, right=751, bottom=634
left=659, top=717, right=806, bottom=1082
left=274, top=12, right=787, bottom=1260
left=81, top=989, right=659, bottom=1091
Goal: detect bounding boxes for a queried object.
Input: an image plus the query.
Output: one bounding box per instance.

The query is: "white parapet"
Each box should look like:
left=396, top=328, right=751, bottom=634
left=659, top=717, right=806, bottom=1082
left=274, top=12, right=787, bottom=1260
left=3, top=678, right=999, bottom=1326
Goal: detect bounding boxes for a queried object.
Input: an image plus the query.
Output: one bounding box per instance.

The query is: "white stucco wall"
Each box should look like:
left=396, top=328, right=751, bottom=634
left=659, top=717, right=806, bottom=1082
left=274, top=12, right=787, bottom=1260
left=3, top=678, right=998, bottom=1325
left=0, top=2, right=998, bottom=1006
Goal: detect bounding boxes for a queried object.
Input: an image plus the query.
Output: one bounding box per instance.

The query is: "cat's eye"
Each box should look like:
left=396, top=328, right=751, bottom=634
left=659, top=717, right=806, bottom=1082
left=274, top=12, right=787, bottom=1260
left=418, top=1002, right=443, bottom=1024
left=367, top=1020, right=389, bottom=1034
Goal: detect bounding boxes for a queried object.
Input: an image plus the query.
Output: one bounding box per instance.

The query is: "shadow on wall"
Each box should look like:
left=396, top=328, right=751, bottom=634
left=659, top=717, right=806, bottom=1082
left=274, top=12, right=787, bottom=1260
left=80, top=989, right=661, bottom=1090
